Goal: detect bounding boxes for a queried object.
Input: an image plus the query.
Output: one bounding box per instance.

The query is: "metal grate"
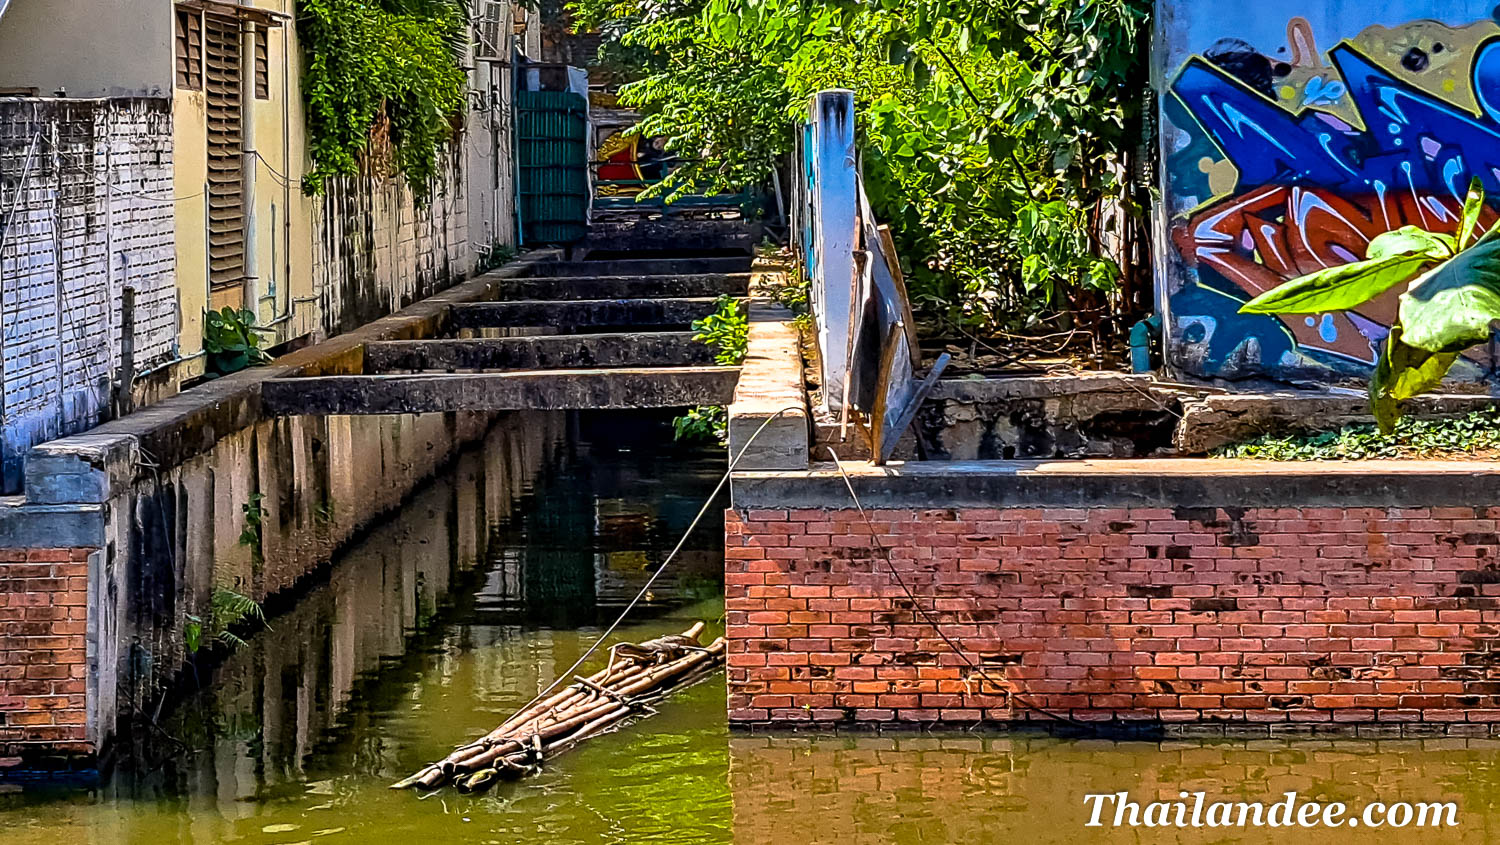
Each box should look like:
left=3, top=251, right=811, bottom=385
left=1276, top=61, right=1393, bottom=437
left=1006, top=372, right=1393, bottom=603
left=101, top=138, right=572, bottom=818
left=205, top=12, right=244, bottom=287
left=175, top=9, right=203, bottom=90
left=476, top=1, right=505, bottom=58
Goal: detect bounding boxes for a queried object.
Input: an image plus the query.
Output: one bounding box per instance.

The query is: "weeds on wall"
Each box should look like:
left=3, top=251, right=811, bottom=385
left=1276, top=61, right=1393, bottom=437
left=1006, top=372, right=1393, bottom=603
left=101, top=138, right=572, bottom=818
left=184, top=587, right=269, bottom=656
left=1215, top=408, right=1500, bottom=461
left=676, top=295, right=749, bottom=444
left=298, top=0, right=467, bottom=201
left=203, top=307, right=271, bottom=378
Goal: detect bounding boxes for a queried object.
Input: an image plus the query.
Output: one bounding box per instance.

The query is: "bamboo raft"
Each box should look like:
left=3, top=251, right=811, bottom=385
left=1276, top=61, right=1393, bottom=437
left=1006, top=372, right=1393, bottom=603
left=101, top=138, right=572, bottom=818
left=392, top=622, right=725, bottom=792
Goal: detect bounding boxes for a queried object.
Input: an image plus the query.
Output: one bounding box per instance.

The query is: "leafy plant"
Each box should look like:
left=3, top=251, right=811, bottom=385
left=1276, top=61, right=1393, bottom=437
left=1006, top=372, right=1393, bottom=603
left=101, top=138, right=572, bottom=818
left=1240, top=178, right=1495, bottom=431
left=673, top=405, right=728, bottom=443
left=298, top=0, right=467, bottom=201
left=185, top=587, right=270, bottom=656
left=239, top=492, right=265, bottom=561
left=1215, top=408, right=1500, bottom=461
left=570, top=0, right=1152, bottom=334
left=203, top=307, right=271, bottom=377
left=692, top=295, right=749, bottom=365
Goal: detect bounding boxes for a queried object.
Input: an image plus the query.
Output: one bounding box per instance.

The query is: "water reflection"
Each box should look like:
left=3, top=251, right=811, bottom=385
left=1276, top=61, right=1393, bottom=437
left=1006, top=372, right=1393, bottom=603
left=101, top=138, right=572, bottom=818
left=8, top=412, right=1500, bottom=844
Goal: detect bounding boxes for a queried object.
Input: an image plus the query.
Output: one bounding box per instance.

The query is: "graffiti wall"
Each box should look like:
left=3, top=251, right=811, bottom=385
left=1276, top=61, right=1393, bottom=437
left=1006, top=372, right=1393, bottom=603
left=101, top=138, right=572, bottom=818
left=1159, top=1, right=1500, bottom=382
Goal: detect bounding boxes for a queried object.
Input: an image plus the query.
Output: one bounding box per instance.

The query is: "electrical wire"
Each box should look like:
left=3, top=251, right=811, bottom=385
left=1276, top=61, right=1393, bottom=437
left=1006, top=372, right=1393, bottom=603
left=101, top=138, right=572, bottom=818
left=468, top=405, right=809, bottom=749
left=823, top=447, right=1095, bottom=731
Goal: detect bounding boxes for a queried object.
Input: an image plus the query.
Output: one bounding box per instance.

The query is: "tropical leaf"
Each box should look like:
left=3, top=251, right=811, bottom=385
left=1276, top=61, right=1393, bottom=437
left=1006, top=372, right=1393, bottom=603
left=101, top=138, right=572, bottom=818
left=1397, top=228, right=1500, bottom=353
left=1459, top=176, right=1485, bottom=251
left=1238, top=253, right=1428, bottom=315
left=1369, top=326, right=1459, bottom=434
left=1366, top=225, right=1453, bottom=262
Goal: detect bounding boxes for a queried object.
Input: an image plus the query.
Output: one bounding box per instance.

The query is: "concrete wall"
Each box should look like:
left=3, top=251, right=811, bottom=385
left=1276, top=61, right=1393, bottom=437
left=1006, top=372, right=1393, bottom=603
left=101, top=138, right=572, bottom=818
left=728, top=460, right=1500, bottom=729
left=0, top=0, right=171, bottom=98
left=1156, top=0, right=1500, bottom=384
left=0, top=97, right=178, bottom=493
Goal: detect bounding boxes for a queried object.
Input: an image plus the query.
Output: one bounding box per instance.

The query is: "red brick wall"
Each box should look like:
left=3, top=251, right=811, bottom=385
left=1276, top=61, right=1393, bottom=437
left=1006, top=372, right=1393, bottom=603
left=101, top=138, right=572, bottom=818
left=725, top=506, right=1500, bottom=727
left=0, top=548, right=92, bottom=765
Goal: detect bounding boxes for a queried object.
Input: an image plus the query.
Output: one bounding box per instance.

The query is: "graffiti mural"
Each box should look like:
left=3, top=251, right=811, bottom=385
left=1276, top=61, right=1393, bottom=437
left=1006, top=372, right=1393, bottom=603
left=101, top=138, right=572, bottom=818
left=1161, top=2, right=1500, bottom=381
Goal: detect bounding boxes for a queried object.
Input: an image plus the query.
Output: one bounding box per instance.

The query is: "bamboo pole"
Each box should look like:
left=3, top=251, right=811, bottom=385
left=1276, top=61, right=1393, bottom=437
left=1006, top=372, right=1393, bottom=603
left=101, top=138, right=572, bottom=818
left=393, top=624, right=724, bottom=791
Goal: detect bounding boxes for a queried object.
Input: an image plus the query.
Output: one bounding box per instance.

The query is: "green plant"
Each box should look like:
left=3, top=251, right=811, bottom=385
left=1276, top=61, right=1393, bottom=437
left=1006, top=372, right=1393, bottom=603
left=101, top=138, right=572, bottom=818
left=569, top=0, right=1152, bottom=334
left=1214, top=408, right=1500, bottom=461
left=298, top=0, right=467, bottom=202
left=477, top=241, right=517, bottom=274
left=239, top=493, right=265, bottom=564
left=673, top=405, right=728, bottom=443
left=203, top=307, right=271, bottom=377
left=185, top=587, right=269, bottom=655
left=692, top=295, right=749, bottom=365
left=1241, top=178, right=1495, bottom=431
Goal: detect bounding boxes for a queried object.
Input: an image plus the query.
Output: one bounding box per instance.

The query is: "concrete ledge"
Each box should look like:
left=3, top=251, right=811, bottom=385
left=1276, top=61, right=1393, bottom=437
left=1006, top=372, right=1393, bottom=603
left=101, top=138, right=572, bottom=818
left=731, top=458, right=1500, bottom=510
left=22, top=252, right=558, bottom=493
left=927, top=372, right=1164, bottom=402
left=495, top=273, right=751, bottom=301
left=262, top=367, right=740, bottom=415
left=449, top=298, right=721, bottom=330
left=516, top=257, right=752, bottom=277
left=0, top=499, right=104, bottom=548
left=728, top=298, right=809, bottom=470
left=365, top=332, right=712, bottom=372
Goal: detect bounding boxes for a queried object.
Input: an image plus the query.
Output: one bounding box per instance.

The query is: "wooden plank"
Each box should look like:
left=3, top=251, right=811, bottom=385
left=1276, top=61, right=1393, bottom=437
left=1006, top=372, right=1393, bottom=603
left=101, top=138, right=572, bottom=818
left=364, top=332, right=711, bottom=372
left=261, top=367, right=740, bottom=415
left=449, top=298, right=722, bottom=330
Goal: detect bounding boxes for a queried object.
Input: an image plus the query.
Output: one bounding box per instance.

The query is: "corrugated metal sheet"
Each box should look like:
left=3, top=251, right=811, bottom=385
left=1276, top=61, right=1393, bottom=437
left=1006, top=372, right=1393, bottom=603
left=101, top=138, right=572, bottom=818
left=516, top=90, right=587, bottom=245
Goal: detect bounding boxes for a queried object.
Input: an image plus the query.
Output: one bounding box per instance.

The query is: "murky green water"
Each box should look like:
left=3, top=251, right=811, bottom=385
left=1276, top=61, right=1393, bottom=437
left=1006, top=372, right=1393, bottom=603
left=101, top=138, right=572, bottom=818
left=5, top=412, right=1500, bottom=844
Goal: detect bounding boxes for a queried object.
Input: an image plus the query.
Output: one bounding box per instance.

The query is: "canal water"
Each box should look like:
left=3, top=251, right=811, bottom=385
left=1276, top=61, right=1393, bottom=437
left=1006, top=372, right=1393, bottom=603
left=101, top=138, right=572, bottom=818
left=3, top=411, right=1500, bottom=844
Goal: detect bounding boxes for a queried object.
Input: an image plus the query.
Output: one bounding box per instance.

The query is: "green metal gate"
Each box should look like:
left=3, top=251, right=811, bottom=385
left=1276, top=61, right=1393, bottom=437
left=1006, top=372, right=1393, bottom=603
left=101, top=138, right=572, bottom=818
left=515, top=90, right=589, bottom=245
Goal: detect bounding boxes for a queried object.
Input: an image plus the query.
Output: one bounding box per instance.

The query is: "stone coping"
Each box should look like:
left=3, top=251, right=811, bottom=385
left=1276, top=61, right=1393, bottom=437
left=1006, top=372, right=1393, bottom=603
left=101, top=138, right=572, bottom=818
left=726, top=265, right=810, bottom=471
left=731, top=457, right=1500, bottom=510
left=22, top=252, right=559, bottom=505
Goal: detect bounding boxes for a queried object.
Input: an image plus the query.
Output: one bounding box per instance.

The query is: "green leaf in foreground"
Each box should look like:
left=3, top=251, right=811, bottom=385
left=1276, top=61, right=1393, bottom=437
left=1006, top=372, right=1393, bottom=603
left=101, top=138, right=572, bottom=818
left=1459, top=176, right=1485, bottom=251
left=1238, top=252, right=1429, bottom=315
left=1397, top=229, right=1500, bottom=353
left=1369, top=326, right=1458, bottom=434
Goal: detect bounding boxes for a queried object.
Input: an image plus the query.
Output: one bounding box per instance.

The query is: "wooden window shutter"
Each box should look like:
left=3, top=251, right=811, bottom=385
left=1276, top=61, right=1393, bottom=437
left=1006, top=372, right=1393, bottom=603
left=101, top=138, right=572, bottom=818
left=204, top=13, right=245, bottom=288
left=175, top=10, right=203, bottom=90
left=254, top=27, right=269, bottom=99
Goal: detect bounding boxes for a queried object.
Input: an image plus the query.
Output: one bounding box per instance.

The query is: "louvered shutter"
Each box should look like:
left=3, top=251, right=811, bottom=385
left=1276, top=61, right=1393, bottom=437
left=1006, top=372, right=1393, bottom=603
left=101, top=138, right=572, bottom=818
left=175, top=10, right=203, bottom=90
left=254, top=27, right=269, bottom=99
left=204, top=13, right=244, bottom=287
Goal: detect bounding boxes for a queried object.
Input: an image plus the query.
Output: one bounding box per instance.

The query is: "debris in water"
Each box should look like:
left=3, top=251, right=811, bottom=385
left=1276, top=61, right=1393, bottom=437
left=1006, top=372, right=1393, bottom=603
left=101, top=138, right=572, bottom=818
left=392, top=623, right=725, bottom=793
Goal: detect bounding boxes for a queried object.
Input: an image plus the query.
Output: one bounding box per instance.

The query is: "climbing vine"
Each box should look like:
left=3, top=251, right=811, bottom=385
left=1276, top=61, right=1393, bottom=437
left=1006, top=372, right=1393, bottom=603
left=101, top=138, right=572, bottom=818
left=297, top=0, right=467, bottom=201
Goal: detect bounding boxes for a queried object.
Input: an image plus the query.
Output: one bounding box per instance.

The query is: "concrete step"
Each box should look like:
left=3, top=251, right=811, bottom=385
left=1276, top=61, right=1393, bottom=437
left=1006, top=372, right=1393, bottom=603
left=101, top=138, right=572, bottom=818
left=364, top=332, right=712, bottom=372
left=493, top=273, right=750, bottom=301
left=448, top=297, right=723, bottom=331
left=517, top=257, right=753, bottom=277
left=261, top=367, right=739, bottom=415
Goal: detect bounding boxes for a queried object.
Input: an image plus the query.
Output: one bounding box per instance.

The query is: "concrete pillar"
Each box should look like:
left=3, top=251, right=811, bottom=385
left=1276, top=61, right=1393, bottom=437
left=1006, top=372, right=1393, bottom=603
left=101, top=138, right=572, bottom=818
left=806, top=90, right=856, bottom=412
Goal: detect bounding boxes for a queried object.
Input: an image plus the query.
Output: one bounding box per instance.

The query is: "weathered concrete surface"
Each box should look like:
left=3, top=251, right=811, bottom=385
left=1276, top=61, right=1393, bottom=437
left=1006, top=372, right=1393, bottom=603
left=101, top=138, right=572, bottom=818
left=580, top=215, right=763, bottom=257
left=1176, top=392, right=1500, bottom=454
left=495, top=273, right=751, bottom=301
left=366, top=332, right=712, bottom=372
left=449, top=298, right=723, bottom=330
left=519, top=257, right=752, bottom=277
left=261, top=367, right=740, bottom=415
left=728, top=299, right=809, bottom=470
left=732, top=458, right=1500, bottom=510
left=916, top=373, right=1181, bottom=460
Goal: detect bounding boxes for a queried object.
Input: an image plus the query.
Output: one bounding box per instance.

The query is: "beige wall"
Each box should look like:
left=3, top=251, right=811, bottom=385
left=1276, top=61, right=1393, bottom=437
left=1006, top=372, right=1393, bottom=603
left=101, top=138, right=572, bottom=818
left=171, top=1, right=532, bottom=373
left=0, top=0, right=171, bottom=97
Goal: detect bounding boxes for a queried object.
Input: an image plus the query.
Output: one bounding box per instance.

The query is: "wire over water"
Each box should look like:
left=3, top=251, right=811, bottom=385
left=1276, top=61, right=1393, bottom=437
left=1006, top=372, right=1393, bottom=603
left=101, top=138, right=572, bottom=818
left=493, top=406, right=807, bottom=735
left=824, top=447, right=1094, bottom=731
